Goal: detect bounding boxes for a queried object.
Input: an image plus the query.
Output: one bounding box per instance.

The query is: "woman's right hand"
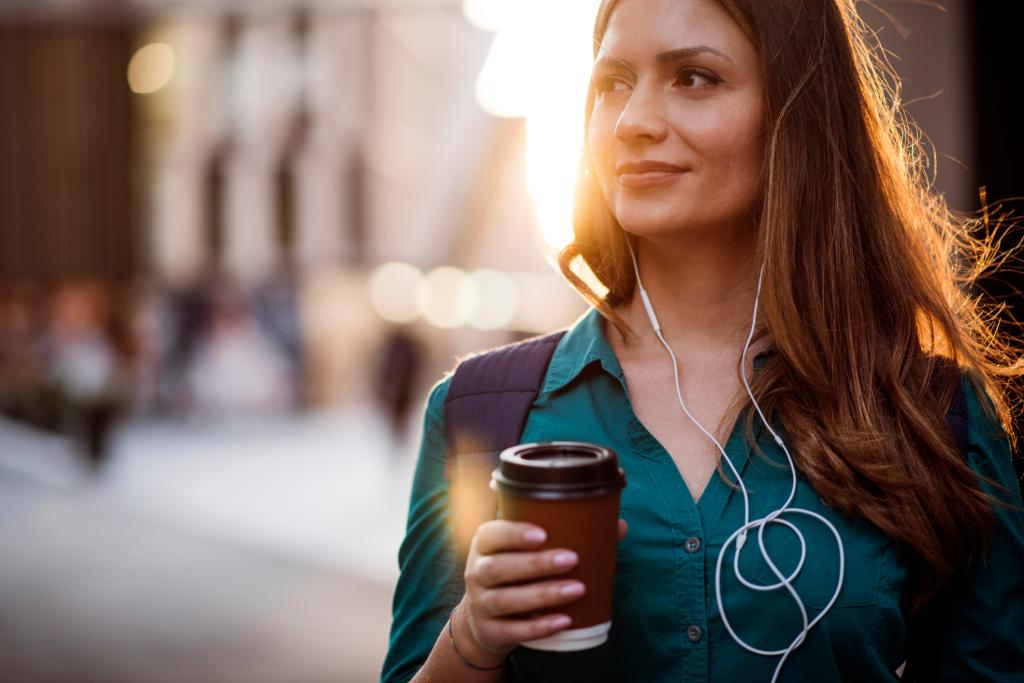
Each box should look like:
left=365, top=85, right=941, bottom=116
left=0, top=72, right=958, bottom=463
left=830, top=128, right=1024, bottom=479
left=451, top=518, right=628, bottom=666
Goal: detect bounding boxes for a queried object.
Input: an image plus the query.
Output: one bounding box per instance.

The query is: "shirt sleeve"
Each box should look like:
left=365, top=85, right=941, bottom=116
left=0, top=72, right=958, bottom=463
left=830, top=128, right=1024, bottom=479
left=381, top=377, right=464, bottom=683
left=931, top=376, right=1024, bottom=681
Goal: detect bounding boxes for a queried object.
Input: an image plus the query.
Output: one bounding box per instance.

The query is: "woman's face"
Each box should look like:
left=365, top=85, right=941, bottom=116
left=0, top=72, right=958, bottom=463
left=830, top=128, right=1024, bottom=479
left=588, top=0, right=764, bottom=242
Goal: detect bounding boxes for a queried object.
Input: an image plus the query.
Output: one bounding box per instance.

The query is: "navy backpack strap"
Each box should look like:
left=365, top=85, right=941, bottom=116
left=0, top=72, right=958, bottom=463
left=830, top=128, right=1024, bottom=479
left=443, top=330, right=566, bottom=563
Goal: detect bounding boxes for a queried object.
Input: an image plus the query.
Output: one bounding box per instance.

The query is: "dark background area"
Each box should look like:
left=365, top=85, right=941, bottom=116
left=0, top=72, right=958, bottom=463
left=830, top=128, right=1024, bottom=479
left=972, top=3, right=1024, bottom=214
left=971, top=2, right=1024, bottom=466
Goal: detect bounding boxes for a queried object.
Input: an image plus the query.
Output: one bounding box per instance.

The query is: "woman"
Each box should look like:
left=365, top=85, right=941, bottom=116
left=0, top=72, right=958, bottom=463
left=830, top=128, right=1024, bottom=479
left=382, top=0, right=1024, bottom=681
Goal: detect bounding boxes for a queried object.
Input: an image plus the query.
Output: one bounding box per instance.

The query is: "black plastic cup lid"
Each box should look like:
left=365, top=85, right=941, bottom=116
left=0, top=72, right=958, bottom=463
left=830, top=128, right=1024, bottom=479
left=490, top=441, right=626, bottom=499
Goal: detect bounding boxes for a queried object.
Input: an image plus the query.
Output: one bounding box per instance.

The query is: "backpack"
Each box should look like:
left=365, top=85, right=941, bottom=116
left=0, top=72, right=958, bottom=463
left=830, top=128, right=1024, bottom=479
left=443, top=330, right=969, bottom=682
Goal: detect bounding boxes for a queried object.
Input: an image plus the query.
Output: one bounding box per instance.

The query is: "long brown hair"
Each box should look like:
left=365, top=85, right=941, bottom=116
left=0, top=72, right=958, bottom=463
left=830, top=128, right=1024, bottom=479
left=560, top=0, right=1023, bottom=610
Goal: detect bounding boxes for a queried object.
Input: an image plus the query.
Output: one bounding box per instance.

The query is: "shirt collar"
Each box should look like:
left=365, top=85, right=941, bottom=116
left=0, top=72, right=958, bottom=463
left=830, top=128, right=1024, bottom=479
left=542, top=306, right=775, bottom=396
left=542, top=307, right=623, bottom=395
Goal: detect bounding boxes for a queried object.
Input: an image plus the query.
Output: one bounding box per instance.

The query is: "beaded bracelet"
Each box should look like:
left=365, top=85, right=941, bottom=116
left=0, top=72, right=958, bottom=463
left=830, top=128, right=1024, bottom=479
left=447, top=608, right=509, bottom=672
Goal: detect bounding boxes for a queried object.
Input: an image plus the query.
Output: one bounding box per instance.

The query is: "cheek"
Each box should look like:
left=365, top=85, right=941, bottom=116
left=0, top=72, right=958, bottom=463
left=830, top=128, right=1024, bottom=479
left=686, top=105, right=764, bottom=196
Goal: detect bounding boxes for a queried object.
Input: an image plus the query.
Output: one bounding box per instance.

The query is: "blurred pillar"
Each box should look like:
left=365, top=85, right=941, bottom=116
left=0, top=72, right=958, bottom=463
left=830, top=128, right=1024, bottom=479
left=222, top=13, right=301, bottom=285
left=293, top=9, right=368, bottom=269
left=150, top=17, right=222, bottom=287
left=153, top=161, right=208, bottom=286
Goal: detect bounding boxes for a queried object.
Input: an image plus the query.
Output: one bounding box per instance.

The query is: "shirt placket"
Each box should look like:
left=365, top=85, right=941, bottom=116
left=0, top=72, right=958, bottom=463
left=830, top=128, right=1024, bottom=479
left=622, top=396, right=711, bottom=683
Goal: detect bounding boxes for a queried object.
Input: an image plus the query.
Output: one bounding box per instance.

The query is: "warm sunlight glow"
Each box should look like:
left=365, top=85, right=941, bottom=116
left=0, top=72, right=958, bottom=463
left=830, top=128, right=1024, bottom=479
left=468, top=0, right=603, bottom=251
left=570, top=254, right=610, bottom=300
left=461, top=0, right=512, bottom=32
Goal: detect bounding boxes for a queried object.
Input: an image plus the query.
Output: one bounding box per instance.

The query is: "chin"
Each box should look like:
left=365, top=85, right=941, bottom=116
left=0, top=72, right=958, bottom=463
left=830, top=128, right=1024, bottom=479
left=614, top=202, right=703, bottom=239
left=615, top=201, right=756, bottom=244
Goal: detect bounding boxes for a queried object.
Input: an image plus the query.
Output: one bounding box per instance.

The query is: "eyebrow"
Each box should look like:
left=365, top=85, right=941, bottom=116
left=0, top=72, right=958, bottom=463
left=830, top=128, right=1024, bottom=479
left=594, top=45, right=735, bottom=72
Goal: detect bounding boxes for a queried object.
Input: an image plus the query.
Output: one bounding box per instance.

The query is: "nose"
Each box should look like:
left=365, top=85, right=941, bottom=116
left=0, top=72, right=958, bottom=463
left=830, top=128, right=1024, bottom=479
left=614, top=81, right=668, bottom=144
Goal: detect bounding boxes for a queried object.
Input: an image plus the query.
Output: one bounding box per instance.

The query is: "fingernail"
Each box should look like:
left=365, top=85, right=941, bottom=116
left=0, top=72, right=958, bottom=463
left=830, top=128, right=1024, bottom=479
left=523, top=528, right=546, bottom=543
left=548, top=615, right=571, bottom=629
left=560, top=582, right=585, bottom=597
left=552, top=551, right=578, bottom=567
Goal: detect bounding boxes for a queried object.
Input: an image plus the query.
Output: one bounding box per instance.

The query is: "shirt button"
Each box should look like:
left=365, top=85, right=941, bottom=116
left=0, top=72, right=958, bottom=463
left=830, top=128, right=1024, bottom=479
left=684, top=537, right=701, bottom=553
left=687, top=625, right=703, bottom=643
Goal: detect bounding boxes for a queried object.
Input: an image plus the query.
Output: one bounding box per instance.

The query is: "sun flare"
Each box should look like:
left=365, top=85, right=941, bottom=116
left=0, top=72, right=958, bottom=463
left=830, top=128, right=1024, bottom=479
left=468, top=0, right=602, bottom=252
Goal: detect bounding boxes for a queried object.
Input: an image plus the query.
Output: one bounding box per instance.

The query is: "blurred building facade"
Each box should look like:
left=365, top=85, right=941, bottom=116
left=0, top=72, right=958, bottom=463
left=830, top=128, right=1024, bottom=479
left=0, top=0, right=591, bottom=458
left=5, top=0, right=1017, bottom=427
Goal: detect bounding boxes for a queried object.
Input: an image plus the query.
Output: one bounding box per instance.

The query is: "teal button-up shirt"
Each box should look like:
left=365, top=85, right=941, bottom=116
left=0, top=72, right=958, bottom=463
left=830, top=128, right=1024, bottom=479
left=382, top=308, right=1024, bottom=682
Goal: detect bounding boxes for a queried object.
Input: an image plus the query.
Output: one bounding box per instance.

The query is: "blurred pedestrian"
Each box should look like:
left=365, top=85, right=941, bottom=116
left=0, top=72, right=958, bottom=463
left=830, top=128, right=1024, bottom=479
left=373, top=327, right=425, bottom=446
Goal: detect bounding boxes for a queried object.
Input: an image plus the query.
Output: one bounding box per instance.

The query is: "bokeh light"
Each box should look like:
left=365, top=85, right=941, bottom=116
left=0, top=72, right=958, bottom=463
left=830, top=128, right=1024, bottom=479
left=463, top=269, right=519, bottom=330
left=417, top=267, right=471, bottom=329
left=368, top=262, right=423, bottom=324
left=127, top=42, right=176, bottom=95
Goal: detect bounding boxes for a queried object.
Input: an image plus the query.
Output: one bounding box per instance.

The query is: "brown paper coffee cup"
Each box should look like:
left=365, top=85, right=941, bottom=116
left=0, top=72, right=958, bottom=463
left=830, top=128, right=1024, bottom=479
left=490, top=441, right=626, bottom=651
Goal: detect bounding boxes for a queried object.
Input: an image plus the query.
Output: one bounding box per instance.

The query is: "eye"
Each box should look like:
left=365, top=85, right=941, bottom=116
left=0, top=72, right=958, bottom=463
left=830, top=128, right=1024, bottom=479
left=592, top=76, right=631, bottom=95
left=674, top=68, right=720, bottom=89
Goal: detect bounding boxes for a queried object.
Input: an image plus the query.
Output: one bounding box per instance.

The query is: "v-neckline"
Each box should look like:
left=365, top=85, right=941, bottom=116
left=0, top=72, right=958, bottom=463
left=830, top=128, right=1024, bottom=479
left=622, top=390, right=753, bottom=520
left=595, top=309, right=758, bottom=524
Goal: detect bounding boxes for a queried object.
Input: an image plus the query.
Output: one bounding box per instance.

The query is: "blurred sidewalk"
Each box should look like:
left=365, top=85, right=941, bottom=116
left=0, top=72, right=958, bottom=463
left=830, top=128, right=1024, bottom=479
left=0, top=404, right=420, bottom=683
left=104, top=405, right=417, bottom=586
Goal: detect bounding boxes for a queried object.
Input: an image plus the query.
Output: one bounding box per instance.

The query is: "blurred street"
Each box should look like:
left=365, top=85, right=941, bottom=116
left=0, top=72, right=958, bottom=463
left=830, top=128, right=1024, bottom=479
left=0, top=406, right=417, bottom=683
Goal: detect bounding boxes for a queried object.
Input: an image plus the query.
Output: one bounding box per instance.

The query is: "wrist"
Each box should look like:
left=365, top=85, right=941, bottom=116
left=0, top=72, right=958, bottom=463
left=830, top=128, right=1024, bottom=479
left=451, top=600, right=510, bottom=669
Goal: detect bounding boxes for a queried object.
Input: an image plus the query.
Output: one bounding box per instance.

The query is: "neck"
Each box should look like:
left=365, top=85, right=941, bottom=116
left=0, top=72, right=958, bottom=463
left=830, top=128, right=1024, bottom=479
left=620, top=232, right=760, bottom=353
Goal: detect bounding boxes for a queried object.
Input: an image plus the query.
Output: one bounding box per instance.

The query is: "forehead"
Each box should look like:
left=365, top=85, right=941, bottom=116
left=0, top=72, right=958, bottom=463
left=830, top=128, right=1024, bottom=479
left=597, top=0, right=754, bottom=64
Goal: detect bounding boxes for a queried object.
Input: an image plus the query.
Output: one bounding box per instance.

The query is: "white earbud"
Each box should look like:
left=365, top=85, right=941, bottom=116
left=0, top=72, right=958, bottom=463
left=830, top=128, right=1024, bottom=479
left=627, top=238, right=662, bottom=333
left=626, top=240, right=845, bottom=683
left=639, top=287, right=661, bottom=334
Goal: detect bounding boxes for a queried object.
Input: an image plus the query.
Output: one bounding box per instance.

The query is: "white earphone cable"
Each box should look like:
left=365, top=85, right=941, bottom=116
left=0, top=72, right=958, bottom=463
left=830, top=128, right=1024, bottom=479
left=627, top=243, right=845, bottom=683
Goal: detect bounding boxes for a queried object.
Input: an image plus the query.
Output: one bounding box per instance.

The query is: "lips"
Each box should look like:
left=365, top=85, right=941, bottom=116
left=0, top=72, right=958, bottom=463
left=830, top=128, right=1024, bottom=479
left=615, top=160, right=688, bottom=188
left=615, top=160, right=687, bottom=174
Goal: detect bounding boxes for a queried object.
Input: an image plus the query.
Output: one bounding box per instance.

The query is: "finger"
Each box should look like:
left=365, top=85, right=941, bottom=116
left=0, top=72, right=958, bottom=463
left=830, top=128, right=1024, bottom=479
left=618, top=518, right=628, bottom=541
left=479, top=579, right=586, bottom=618
left=470, top=548, right=578, bottom=588
left=480, top=613, right=573, bottom=647
left=472, top=520, right=548, bottom=556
